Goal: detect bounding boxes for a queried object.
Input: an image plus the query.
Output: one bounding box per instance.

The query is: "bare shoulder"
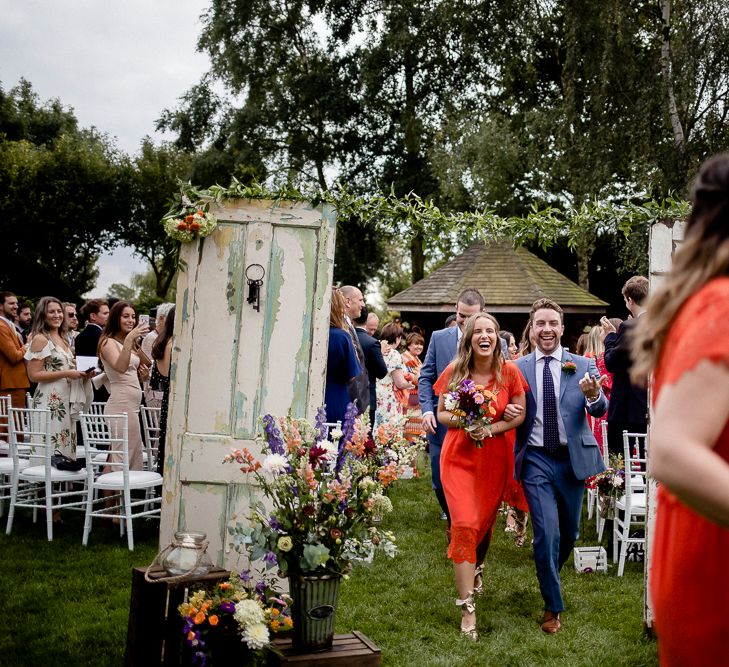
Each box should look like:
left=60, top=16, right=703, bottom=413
left=30, top=334, right=49, bottom=353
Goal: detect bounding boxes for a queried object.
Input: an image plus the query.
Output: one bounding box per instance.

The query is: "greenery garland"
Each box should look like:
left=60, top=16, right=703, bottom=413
left=162, top=178, right=690, bottom=248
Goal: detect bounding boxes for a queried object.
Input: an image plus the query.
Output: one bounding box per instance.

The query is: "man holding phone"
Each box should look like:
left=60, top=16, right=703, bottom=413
left=513, top=298, right=607, bottom=634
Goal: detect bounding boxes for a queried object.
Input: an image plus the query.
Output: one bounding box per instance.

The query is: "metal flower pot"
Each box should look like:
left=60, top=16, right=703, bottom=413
left=288, top=573, right=342, bottom=653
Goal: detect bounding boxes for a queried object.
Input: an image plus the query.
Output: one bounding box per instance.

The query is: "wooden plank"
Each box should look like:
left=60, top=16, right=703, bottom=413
left=272, top=632, right=381, bottom=666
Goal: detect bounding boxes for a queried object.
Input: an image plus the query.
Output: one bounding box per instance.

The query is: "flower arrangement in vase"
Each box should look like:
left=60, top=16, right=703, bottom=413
left=225, top=405, right=398, bottom=575
left=586, top=454, right=625, bottom=519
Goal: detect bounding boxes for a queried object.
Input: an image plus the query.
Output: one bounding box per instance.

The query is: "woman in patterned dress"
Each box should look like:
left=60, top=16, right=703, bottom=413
left=374, top=322, right=413, bottom=428
left=25, top=296, right=93, bottom=458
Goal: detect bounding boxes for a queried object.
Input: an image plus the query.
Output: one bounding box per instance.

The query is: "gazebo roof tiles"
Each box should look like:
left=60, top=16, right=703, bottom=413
left=387, top=241, right=608, bottom=313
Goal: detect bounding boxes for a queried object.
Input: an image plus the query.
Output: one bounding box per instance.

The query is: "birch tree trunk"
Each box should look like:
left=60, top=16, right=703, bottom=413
left=660, top=0, right=685, bottom=148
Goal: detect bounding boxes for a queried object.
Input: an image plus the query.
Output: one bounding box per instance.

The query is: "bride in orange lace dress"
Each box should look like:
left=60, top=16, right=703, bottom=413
left=434, top=312, right=526, bottom=639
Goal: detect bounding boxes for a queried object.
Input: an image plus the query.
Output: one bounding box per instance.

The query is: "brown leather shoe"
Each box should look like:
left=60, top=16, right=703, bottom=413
left=540, top=611, right=562, bottom=634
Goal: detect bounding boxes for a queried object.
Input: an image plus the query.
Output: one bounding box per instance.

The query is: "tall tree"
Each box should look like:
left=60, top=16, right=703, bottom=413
left=122, top=139, right=194, bottom=299
left=0, top=80, right=128, bottom=299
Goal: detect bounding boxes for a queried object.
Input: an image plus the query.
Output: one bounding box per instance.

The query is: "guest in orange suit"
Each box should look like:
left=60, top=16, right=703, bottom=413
left=632, top=153, right=729, bottom=666
left=0, top=291, right=30, bottom=408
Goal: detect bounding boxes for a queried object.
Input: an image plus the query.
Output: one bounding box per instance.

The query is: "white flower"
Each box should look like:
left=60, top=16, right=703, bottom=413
left=329, top=427, right=343, bottom=441
left=444, top=395, right=458, bottom=412
left=241, top=622, right=270, bottom=650
left=234, top=599, right=266, bottom=627
left=262, top=453, right=288, bottom=475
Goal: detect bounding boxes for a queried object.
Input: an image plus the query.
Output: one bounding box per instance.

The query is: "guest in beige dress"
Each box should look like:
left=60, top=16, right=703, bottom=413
left=98, top=301, right=150, bottom=471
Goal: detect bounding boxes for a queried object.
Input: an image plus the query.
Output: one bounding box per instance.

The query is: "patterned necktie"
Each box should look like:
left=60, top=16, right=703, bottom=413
left=542, top=356, right=560, bottom=454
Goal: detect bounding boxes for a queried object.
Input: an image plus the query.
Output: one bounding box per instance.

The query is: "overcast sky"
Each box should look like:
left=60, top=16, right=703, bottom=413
left=0, top=0, right=212, bottom=297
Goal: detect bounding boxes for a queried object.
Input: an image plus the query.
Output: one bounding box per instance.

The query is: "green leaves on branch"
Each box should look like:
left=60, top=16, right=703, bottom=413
left=164, top=178, right=690, bottom=251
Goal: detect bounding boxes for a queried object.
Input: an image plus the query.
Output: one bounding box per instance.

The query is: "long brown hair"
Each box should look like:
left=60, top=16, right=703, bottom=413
left=632, top=154, right=729, bottom=382
left=30, top=296, right=69, bottom=341
left=450, top=312, right=504, bottom=387
left=329, top=288, right=346, bottom=329
left=98, top=301, right=138, bottom=357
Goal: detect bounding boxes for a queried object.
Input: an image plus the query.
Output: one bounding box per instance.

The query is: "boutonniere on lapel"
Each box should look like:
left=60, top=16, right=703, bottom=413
left=562, top=361, right=577, bottom=374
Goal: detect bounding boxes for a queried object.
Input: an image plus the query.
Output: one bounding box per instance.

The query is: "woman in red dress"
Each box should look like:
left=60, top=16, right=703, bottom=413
left=434, top=312, right=526, bottom=639
left=632, top=154, right=729, bottom=666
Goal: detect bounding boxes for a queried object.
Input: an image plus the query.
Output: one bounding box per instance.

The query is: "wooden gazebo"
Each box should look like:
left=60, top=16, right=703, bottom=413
left=386, top=241, right=608, bottom=347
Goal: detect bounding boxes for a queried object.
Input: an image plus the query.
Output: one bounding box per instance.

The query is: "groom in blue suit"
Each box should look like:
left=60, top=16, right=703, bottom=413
left=514, top=298, right=607, bottom=634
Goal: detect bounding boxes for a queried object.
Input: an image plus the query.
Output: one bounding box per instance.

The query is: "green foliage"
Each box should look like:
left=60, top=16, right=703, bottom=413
left=122, top=139, right=194, bottom=299
left=0, top=80, right=129, bottom=300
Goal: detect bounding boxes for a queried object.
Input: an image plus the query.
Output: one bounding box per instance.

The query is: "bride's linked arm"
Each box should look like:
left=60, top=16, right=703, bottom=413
left=650, top=358, right=729, bottom=528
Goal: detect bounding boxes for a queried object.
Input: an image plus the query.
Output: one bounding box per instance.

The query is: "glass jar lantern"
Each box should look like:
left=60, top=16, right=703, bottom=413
left=162, top=531, right=214, bottom=576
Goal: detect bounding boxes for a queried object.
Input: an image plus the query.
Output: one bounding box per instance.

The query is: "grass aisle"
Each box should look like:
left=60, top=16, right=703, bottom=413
left=336, top=463, right=658, bottom=667
left=0, top=464, right=657, bottom=666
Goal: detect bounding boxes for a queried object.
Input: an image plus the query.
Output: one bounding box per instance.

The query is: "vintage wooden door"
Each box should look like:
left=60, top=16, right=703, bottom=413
left=159, top=199, right=337, bottom=569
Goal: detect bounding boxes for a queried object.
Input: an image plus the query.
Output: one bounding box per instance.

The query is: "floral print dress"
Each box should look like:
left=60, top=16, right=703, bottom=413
left=25, top=339, right=91, bottom=459
left=374, top=349, right=406, bottom=428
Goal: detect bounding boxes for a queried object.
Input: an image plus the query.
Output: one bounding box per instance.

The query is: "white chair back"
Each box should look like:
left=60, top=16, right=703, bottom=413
left=80, top=412, right=130, bottom=478
left=89, top=402, right=106, bottom=416
left=79, top=411, right=161, bottom=550
left=140, top=406, right=161, bottom=470
left=6, top=407, right=87, bottom=541
left=323, top=421, right=342, bottom=440
left=0, top=395, right=10, bottom=446
left=623, top=431, right=647, bottom=495
left=9, top=407, right=51, bottom=469
left=600, top=420, right=609, bottom=466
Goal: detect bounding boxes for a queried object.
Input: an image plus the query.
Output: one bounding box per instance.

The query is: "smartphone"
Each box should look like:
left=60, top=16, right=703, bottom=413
left=139, top=314, right=150, bottom=327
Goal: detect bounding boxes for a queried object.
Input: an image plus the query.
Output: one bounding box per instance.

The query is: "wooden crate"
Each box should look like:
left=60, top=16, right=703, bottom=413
left=272, top=632, right=381, bottom=666
left=124, top=565, right=231, bottom=667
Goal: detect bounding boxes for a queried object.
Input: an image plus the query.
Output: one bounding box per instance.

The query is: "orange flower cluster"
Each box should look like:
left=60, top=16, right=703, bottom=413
left=223, top=448, right=261, bottom=474
left=377, top=461, right=399, bottom=488
left=176, top=209, right=205, bottom=233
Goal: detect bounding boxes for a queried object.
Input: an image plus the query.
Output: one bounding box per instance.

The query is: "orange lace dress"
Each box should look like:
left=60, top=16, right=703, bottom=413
left=434, top=361, right=525, bottom=563
left=650, top=277, right=729, bottom=665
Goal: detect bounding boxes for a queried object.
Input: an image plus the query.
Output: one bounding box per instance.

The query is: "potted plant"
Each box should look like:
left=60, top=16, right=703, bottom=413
left=225, top=405, right=398, bottom=652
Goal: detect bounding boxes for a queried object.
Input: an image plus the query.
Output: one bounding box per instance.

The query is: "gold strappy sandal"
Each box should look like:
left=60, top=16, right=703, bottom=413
left=456, top=591, right=478, bottom=640
left=473, top=564, right=484, bottom=596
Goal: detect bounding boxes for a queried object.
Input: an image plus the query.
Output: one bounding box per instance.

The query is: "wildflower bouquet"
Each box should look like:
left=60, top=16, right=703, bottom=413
left=226, top=405, right=397, bottom=576
left=179, top=571, right=292, bottom=667
left=443, top=378, right=498, bottom=447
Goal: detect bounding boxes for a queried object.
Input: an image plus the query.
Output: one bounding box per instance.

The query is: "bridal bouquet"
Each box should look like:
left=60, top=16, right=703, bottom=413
left=443, top=378, right=498, bottom=447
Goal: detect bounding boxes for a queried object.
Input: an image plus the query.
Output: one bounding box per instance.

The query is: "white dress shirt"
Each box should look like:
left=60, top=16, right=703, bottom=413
left=527, top=345, right=568, bottom=448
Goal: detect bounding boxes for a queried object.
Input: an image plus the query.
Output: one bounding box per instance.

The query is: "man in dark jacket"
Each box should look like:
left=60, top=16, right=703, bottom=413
left=353, top=307, right=388, bottom=428
left=602, top=276, right=649, bottom=457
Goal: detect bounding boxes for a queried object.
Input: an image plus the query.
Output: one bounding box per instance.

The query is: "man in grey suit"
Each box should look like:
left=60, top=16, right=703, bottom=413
left=513, top=298, right=607, bottom=634
left=418, top=288, right=485, bottom=525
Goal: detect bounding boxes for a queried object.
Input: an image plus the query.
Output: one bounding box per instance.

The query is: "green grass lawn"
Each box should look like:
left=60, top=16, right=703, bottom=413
left=0, top=463, right=657, bottom=666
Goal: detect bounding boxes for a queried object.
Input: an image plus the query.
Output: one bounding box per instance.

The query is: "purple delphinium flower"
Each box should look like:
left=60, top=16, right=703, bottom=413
left=341, top=402, right=358, bottom=444
left=219, top=601, right=236, bottom=614
left=239, top=569, right=253, bottom=583
left=264, top=551, right=278, bottom=566
left=268, top=516, right=283, bottom=531
left=255, top=580, right=267, bottom=597
left=262, top=414, right=284, bottom=454
left=314, top=406, right=328, bottom=441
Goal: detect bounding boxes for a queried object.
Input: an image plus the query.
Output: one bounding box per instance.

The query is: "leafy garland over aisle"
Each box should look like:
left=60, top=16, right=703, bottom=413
left=162, top=178, right=690, bottom=250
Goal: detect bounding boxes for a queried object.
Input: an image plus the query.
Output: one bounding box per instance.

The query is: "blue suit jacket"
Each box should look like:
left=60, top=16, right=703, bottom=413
left=514, top=351, right=607, bottom=481
left=418, top=326, right=459, bottom=448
